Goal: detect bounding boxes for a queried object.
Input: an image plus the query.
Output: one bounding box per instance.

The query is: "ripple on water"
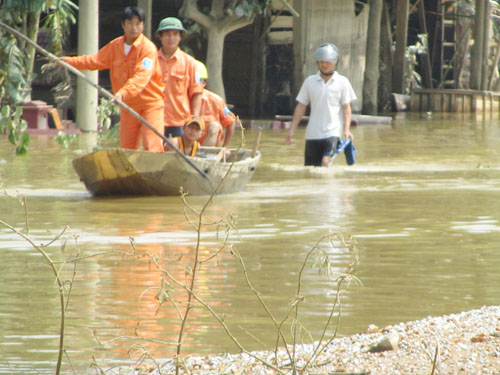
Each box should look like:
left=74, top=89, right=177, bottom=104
left=451, top=217, right=500, bottom=233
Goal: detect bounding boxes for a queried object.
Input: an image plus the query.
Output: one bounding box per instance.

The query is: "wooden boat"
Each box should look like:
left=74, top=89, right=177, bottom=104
left=72, top=147, right=261, bottom=196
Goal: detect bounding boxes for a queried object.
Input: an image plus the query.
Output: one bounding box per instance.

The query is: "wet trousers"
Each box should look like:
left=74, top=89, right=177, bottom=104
left=120, top=104, right=164, bottom=152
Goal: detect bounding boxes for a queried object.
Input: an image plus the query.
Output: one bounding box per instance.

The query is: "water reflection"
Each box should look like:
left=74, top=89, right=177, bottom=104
left=1, top=113, right=500, bottom=373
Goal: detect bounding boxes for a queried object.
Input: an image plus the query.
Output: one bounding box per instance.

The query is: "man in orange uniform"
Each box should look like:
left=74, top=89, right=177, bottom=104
left=62, top=6, right=165, bottom=152
left=155, top=17, right=203, bottom=138
left=194, top=61, right=236, bottom=148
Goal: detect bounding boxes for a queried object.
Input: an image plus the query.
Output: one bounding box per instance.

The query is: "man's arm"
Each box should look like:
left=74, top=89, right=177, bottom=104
left=222, top=122, right=235, bottom=147
left=165, top=136, right=179, bottom=152
left=285, top=102, right=307, bottom=145
left=342, top=102, right=353, bottom=140
left=191, top=92, right=202, bottom=117
left=62, top=43, right=111, bottom=71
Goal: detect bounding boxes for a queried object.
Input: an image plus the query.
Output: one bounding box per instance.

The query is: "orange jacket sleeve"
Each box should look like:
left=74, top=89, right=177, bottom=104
left=64, top=42, right=113, bottom=71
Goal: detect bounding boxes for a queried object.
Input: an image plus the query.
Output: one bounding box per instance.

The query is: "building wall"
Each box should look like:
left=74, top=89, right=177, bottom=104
left=293, top=0, right=368, bottom=112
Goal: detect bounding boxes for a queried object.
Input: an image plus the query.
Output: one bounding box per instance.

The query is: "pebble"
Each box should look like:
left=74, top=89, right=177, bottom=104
left=109, top=305, right=500, bottom=374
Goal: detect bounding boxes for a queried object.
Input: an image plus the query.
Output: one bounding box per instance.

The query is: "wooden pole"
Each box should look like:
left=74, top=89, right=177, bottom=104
left=481, top=0, right=492, bottom=90
left=417, top=1, right=433, bottom=88
left=470, top=0, right=485, bottom=89
left=392, top=0, right=409, bottom=93
left=251, top=127, right=263, bottom=158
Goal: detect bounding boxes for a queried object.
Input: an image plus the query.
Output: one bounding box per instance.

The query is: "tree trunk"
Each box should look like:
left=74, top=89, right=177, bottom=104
left=206, top=28, right=226, bottom=100
left=25, top=11, right=41, bottom=101
left=470, top=0, right=485, bottom=90
left=362, top=0, right=383, bottom=115
left=248, top=11, right=270, bottom=118
left=248, top=13, right=263, bottom=118
left=180, top=0, right=254, bottom=102
left=378, top=0, right=393, bottom=112
left=137, top=0, right=152, bottom=39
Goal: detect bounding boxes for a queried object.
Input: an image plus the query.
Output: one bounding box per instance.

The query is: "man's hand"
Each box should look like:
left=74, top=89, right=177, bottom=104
left=114, top=92, right=123, bottom=103
left=285, top=132, right=294, bottom=145
left=56, top=57, right=66, bottom=67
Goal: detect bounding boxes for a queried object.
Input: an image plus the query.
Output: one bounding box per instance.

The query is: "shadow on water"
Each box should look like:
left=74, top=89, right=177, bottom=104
left=1, top=112, right=500, bottom=372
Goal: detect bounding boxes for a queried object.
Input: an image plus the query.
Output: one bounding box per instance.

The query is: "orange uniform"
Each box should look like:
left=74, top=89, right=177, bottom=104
left=65, top=34, right=165, bottom=152
left=198, top=89, right=235, bottom=145
left=158, top=48, right=203, bottom=128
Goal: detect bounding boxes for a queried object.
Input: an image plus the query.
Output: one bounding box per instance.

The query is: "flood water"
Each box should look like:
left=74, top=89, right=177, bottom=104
left=1, top=113, right=500, bottom=374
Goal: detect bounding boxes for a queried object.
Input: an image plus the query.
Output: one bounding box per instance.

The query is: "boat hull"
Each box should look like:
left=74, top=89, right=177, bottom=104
left=72, top=147, right=260, bottom=196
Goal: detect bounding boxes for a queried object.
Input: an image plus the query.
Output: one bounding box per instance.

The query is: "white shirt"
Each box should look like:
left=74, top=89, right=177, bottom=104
left=124, top=43, right=132, bottom=56
left=296, top=71, right=357, bottom=140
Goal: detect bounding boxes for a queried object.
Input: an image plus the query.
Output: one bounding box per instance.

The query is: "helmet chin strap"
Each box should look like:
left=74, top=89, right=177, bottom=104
left=320, top=70, right=334, bottom=77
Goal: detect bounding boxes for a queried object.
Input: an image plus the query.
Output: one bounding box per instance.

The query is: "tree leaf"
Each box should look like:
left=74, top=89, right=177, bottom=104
left=20, top=131, right=30, bottom=146
left=16, top=144, right=28, bottom=155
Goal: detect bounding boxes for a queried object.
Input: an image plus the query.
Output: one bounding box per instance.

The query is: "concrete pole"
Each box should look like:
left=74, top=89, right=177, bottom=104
left=138, top=0, right=153, bottom=39
left=76, top=0, right=98, bottom=132
left=362, top=0, right=383, bottom=115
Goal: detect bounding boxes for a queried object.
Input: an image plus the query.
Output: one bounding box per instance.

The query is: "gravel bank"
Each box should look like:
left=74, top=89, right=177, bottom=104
left=123, top=305, right=500, bottom=374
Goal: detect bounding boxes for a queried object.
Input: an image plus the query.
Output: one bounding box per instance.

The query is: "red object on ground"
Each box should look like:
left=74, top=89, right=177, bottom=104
left=22, top=100, right=53, bottom=129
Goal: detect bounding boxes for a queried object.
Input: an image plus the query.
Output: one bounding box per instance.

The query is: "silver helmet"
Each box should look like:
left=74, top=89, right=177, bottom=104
left=315, top=43, right=339, bottom=62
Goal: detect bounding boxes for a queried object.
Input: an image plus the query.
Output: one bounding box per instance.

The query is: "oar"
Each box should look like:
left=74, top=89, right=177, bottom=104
left=0, top=21, right=210, bottom=180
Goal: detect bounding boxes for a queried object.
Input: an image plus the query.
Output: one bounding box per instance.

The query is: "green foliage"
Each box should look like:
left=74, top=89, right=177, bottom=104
left=0, top=0, right=78, bottom=102
left=41, top=0, right=78, bottom=54
left=97, top=123, right=120, bottom=149
left=96, top=97, right=120, bottom=147
left=97, top=97, right=120, bottom=131
left=404, top=33, right=428, bottom=95
left=0, top=34, right=28, bottom=104
left=55, top=131, right=77, bottom=148
left=55, top=96, right=121, bottom=150
left=1, top=0, right=46, bottom=13
left=233, top=0, right=264, bottom=17
left=235, top=0, right=272, bottom=16
left=196, top=0, right=271, bottom=18
left=0, top=104, right=31, bottom=155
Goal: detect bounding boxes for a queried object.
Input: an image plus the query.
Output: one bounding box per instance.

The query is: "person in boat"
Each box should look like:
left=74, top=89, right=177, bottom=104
left=155, top=17, right=203, bottom=139
left=194, top=60, right=236, bottom=148
left=285, top=43, right=356, bottom=167
left=61, top=6, right=165, bottom=152
left=165, top=116, right=205, bottom=157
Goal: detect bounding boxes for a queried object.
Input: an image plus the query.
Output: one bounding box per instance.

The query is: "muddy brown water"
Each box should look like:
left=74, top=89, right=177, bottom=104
left=1, top=113, right=500, bottom=373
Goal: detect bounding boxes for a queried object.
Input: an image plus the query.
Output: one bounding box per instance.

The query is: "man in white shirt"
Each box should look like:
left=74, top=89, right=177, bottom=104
left=286, top=43, right=357, bottom=166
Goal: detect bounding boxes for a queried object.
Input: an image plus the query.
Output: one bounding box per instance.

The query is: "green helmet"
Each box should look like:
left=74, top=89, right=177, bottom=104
left=155, top=17, right=186, bottom=36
